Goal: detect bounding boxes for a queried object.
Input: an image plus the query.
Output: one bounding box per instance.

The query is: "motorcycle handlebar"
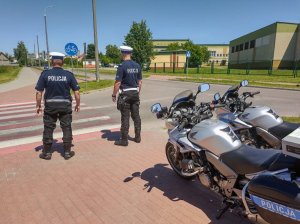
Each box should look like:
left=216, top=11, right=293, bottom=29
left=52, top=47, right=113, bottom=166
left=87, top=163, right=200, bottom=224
left=213, top=104, right=225, bottom=108
left=200, top=113, right=211, bottom=121
left=251, top=91, right=260, bottom=96
left=178, top=119, right=188, bottom=130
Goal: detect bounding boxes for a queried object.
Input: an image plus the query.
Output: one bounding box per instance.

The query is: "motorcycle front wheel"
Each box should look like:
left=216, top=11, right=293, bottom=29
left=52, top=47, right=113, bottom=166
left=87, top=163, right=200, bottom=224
left=165, top=143, right=196, bottom=179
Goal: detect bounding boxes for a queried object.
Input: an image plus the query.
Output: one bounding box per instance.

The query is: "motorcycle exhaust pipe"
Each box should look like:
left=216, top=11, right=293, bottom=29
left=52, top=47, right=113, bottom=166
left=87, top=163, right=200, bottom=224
left=181, top=169, right=200, bottom=177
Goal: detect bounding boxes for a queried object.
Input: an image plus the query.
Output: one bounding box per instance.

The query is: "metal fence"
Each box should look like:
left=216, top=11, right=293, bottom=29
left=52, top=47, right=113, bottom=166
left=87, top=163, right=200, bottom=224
left=149, top=60, right=300, bottom=78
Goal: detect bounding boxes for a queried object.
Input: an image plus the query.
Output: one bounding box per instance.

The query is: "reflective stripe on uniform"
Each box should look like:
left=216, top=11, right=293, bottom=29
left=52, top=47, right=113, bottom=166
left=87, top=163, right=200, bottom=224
left=121, top=88, right=139, bottom=92
left=45, top=99, right=71, bottom=103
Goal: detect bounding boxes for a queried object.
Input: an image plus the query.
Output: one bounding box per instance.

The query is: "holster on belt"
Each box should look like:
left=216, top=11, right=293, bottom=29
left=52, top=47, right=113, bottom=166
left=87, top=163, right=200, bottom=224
left=117, top=94, right=126, bottom=111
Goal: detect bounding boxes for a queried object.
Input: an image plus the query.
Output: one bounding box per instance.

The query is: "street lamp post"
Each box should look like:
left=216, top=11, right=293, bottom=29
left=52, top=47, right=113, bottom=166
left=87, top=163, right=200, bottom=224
left=92, top=0, right=100, bottom=81
left=36, top=35, right=41, bottom=67
left=44, top=5, right=54, bottom=68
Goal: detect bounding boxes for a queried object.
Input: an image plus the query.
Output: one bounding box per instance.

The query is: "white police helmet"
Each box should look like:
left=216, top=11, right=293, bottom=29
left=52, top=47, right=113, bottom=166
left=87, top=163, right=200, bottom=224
left=49, top=52, right=65, bottom=60
left=119, top=46, right=133, bottom=54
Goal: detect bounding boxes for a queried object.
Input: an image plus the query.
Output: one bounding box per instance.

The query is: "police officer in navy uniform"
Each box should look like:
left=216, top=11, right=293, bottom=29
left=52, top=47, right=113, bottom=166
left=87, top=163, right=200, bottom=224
left=112, top=46, right=142, bottom=146
left=35, top=52, right=80, bottom=160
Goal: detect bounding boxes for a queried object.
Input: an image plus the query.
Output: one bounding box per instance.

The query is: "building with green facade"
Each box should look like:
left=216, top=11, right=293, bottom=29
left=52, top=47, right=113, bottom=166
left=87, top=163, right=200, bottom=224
left=229, top=22, right=300, bottom=69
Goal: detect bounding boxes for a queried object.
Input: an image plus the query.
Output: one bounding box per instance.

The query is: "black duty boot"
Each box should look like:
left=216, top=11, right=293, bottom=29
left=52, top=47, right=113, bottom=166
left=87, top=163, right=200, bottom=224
left=63, top=143, right=75, bottom=160
left=39, top=144, right=52, bottom=160
left=114, top=139, right=128, bottom=146
left=134, top=130, right=141, bottom=143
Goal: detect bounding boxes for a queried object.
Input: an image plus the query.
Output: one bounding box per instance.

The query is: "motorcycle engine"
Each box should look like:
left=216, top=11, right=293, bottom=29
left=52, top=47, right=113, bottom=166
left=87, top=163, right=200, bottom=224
left=198, top=172, right=212, bottom=188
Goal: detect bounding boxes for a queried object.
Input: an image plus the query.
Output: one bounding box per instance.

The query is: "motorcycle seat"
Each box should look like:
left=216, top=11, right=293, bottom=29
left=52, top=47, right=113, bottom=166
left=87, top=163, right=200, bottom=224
left=268, top=121, right=300, bottom=140
left=220, top=145, right=298, bottom=175
left=248, top=174, right=300, bottom=210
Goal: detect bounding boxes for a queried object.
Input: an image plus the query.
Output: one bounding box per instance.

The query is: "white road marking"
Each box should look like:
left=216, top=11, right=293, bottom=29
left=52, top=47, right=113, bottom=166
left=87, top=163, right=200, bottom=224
left=0, top=101, right=36, bottom=108
left=0, top=104, right=87, bottom=115
left=0, top=116, right=111, bottom=136
left=0, top=103, right=85, bottom=112
left=0, top=113, right=35, bottom=121
left=0, top=97, right=171, bottom=121
left=0, top=124, right=120, bottom=149
left=0, top=101, right=80, bottom=107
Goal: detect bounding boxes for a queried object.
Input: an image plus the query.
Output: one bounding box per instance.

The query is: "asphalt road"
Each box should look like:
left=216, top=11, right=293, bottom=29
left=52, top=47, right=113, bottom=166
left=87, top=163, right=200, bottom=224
left=81, top=77, right=300, bottom=132
left=1, top=68, right=299, bottom=147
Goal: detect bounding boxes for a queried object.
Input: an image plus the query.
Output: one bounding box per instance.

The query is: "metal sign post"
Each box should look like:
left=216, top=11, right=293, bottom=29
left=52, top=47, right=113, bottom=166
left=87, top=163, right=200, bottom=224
left=186, top=51, right=191, bottom=80
left=84, top=42, right=87, bottom=90
left=65, top=42, right=78, bottom=75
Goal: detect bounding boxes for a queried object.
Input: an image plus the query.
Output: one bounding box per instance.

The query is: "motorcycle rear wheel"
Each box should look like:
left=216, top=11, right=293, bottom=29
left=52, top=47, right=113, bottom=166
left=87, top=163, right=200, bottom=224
left=165, top=143, right=196, bottom=179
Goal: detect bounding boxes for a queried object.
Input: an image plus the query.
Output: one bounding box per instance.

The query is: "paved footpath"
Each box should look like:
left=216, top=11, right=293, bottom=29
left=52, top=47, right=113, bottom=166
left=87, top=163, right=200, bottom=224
left=0, top=68, right=256, bottom=224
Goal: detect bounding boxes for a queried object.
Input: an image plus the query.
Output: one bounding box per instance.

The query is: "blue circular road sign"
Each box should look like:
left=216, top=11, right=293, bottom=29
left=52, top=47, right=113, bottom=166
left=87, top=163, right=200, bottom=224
left=186, top=51, right=191, bottom=58
left=65, top=43, right=78, bottom=56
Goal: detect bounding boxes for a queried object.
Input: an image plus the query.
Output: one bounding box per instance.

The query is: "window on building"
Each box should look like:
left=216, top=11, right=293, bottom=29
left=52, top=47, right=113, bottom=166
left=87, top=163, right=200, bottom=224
left=250, top=40, right=255, bottom=48
left=245, top=42, right=249, bottom=50
left=236, top=45, right=239, bottom=52
left=239, top=43, right=243, bottom=51
left=231, top=47, right=235, bottom=53
left=210, top=51, right=216, bottom=57
left=217, top=54, right=219, bottom=57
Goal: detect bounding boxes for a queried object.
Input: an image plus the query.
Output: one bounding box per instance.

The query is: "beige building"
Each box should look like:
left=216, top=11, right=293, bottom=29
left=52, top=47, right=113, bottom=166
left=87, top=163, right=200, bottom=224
left=150, top=50, right=187, bottom=68
left=151, top=39, right=229, bottom=67
left=0, top=52, right=10, bottom=65
left=152, top=39, right=189, bottom=52
left=198, top=44, right=229, bottom=65
left=229, top=22, right=300, bottom=69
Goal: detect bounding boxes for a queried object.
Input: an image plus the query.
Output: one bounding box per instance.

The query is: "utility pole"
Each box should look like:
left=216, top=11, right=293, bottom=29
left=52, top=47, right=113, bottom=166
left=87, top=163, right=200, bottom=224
left=92, top=0, right=100, bottom=81
left=37, top=35, right=41, bottom=67
left=34, top=42, right=36, bottom=66
left=44, top=5, right=54, bottom=68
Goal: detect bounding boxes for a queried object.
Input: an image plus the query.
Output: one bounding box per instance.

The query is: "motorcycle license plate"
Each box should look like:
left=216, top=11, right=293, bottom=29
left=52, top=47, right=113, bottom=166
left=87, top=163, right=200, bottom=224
left=250, top=195, right=300, bottom=221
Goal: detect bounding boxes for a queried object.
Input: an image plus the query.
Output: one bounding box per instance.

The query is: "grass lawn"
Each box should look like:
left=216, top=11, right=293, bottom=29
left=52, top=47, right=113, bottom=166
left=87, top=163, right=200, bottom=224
left=148, top=69, right=300, bottom=90
left=0, top=66, right=22, bottom=84
left=176, top=77, right=300, bottom=90
left=79, top=80, right=114, bottom=93
left=282, top=117, right=300, bottom=123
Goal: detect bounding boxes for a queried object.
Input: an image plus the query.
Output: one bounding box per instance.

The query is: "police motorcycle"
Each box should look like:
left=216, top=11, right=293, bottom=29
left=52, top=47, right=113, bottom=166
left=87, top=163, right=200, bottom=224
left=213, top=80, right=300, bottom=149
left=160, top=84, right=213, bottom=132
left=150, top=84, right=300, bottom=223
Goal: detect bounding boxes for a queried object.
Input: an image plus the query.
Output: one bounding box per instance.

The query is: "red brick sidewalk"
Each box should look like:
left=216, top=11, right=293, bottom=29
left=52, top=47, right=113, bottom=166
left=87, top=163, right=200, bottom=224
left=0, top=130, right=251, bottom=224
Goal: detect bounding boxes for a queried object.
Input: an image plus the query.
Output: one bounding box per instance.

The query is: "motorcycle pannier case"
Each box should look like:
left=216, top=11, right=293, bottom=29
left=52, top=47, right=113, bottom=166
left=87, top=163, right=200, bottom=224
left=248, top=174, right=300, bottom=224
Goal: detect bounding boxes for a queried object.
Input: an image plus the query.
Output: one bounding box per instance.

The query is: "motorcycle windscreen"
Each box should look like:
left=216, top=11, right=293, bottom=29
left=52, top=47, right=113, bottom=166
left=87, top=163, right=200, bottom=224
left=172, top=90, right=193, bottom=105
left=222, top=84, right=239, bottom=99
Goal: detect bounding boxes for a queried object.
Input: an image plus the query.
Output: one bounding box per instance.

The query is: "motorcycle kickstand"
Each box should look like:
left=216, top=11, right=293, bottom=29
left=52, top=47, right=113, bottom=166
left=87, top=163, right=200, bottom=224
left=215, top=201, right=232, bottom=220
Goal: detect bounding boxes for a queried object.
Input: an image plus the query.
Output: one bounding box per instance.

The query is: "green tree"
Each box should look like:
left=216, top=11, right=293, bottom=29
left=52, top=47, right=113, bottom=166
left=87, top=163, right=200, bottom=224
left=99, top=52, right=112, bottom=66
left=105, top=45, right=121, bottom=64
left=124, top=20, right=154, bottom=68
left=86, top=44, right=95, bottom=59
left=13, top=41, right=28, bottom=66
left=182, top=40, right=210, bottom=67
left=166, top=42, right=182, bottom=51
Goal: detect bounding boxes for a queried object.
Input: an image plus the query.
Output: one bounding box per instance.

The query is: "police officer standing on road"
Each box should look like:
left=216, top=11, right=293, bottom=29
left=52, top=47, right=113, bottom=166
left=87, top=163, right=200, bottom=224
left=35, top=52, right=80, bottom=160
left=112, top=46, right=142, bottom=146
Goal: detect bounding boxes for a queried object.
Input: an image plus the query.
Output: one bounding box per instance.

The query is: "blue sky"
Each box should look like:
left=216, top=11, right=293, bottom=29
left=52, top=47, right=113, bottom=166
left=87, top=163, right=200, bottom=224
left=1, top=0, right=300, bottom=55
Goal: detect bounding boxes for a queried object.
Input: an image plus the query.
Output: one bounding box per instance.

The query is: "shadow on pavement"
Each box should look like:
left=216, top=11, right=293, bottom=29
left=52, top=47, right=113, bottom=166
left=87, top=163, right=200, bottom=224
left=124, top=163, right=251, bottom=224
left=101, top=129, right=135, bottom=142
left=35, top=140, right=74, bottom=157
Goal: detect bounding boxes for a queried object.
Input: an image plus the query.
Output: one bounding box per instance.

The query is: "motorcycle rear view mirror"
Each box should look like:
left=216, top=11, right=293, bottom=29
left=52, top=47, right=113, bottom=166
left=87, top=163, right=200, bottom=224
left=151, top=103, right=162, bottom=113
left=214, top=93, right=221, bottom=101
left=198, top=83, right=210, bottom=93
left=241, top=80, right=249, bottom=87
